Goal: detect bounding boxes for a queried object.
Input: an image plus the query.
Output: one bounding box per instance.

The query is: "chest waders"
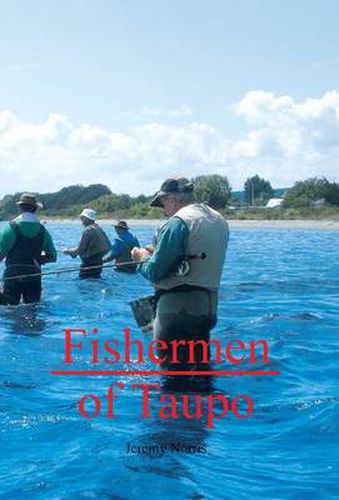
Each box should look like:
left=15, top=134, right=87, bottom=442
left=80, top=253, right=105, bottom=279
left=3, top=223, right=45, bottom=305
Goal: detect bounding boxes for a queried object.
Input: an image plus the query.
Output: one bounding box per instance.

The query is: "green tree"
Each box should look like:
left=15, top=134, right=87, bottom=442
left=193, top=175, right=232, bottom=209
left=0, top=184, right=112, bottom=219
left=322, top=181, right=339, bottom=206
left=91, top=193, right=133, bottom=214
left=244, top=175, right=273, bottom=205
left=40, top=184, right=111, bottom=211
left=283, top=177, right=339, bottom=208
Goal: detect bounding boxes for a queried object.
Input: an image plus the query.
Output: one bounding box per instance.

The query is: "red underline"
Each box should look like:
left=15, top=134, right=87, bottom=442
left=51, top=370, right=280, bottom=377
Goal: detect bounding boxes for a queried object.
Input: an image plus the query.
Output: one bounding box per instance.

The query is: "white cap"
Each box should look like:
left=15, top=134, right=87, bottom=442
left=80, top=208, right=96, bottom=221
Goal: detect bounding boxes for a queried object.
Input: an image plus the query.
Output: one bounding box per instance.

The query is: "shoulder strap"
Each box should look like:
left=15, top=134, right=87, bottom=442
left=38, top=223, right=46, bottom=237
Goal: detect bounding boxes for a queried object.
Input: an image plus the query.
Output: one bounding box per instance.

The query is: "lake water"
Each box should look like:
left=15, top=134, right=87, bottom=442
left=0, top=223, right=338, bottom=499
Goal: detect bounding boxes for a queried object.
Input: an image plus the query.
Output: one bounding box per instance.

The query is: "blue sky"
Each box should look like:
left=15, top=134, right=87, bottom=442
left=0, top=0, right=339, bottom=196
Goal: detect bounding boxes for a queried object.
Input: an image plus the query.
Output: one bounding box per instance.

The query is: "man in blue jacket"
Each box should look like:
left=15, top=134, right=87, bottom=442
left=103, top=220, right=140, bottom=273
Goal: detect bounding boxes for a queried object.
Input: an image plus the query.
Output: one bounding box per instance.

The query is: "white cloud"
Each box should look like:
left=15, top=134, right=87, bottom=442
left=231, top=90, right=339, bottom=185
left=125, top=103, right=193, bottom=121
left=0, top=91, right=339, bottom=197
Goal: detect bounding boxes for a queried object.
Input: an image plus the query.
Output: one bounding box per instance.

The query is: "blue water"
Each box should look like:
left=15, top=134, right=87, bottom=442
left=0, top=224, right=338, bottom=499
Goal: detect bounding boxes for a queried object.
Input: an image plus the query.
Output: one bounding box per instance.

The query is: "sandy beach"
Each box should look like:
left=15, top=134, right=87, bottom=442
left=227, top=219, right=339, bottom=231
left=44, top=219, right=339, bottom=231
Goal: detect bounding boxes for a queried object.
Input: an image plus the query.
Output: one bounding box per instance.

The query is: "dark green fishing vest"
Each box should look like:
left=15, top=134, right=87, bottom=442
left=5, top=222, right=45, bottom=268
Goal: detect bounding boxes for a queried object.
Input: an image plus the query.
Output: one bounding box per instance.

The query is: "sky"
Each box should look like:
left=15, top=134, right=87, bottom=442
left=1, top=0, right=339, bottom=197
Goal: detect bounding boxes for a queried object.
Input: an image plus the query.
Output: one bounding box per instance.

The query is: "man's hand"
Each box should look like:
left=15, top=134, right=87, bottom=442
left=131, top=247, right=152, bottom=262
left=63, top=249, right=78, bottom=258
left=38, top=254, right=50, bottom=265
left=145, top=245, right=155, bottom=255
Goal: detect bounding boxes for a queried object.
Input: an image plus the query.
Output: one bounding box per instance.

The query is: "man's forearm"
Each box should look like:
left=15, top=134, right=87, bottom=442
left=39, top=253, right=57, bottom=264
left=139, top=218, right=189, bottom=283
left=103, top=252, right=117, bottom=263
left=65, top=247, right=79, bottom=258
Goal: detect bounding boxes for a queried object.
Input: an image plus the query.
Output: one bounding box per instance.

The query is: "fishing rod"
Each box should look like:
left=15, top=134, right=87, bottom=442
left=2, top=260, right=136, bottom=281
left=2, top=252, right=207, bottom=282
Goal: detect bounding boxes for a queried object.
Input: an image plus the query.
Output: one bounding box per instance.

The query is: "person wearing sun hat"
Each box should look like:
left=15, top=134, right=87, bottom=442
left=63, top=208, right=111, bottom=279
left=103, top=220, right=140, bottom=273
left=131, top=176, right=229, bottom=369
left=0, top=193, right=57, bottom=305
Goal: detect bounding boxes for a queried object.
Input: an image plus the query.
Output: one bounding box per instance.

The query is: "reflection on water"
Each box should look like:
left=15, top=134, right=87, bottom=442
left=2, top=303, right=49, bottom=336
left=0, top=225, right=338, bottom=499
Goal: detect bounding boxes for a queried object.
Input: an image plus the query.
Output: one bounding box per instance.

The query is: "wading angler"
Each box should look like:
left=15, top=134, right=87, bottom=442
left=131, top=177, right=230, bottom=370
left=0, top=193, right=57, bottom=305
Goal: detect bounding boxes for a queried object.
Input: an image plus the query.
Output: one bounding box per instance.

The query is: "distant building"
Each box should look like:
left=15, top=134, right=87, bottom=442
left=266, top=198, right=284, bottom=208
left=311, top=198, right=326, bottom=208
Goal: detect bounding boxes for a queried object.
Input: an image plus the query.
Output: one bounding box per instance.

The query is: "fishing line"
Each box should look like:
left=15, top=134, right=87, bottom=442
left=1, top=253, right=207, bottom=282
left=2, top=260, right=138, bottom=281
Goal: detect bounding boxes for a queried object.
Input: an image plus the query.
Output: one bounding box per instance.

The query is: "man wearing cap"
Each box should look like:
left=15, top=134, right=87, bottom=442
left=63, top=208, right=111, bottom=279
left=131, top=177, right=229, bottom=369
left=0, top=193, right=57, bottom=305
left=103, top=220, right=140, bottom=273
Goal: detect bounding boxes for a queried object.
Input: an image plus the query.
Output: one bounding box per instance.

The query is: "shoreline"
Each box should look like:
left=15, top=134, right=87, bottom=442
left=34, top=218, right=339, bottom=231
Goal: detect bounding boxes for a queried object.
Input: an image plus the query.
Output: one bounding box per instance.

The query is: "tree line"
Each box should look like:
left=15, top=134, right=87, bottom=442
left=0, top=175, right=338, bottom=220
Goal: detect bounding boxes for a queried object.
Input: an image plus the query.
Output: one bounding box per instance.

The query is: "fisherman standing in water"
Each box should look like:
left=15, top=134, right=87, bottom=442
left=0, top=193, right=57, bottom=305
left=131, top=177, right=229, bottom=369
left=103, top=220, right=140, bottom=273
left=63, top=208, right=111, bottom=279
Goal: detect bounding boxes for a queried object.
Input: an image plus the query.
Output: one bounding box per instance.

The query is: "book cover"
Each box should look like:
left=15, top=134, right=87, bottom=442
left=0, top=2, right=337, bottom=499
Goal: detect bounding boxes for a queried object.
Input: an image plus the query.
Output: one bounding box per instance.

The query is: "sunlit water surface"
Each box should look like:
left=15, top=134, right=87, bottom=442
left=0, top=223, right=338, bottom=499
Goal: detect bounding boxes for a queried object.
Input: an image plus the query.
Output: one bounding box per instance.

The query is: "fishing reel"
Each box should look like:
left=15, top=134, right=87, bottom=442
left=175, top=252, right=207, bottom=277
